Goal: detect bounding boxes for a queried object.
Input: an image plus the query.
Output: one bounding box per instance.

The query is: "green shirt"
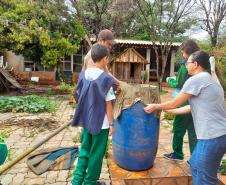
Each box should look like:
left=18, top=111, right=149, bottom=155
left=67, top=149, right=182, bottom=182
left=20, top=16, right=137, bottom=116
left=168, top=61, right=189, bottom=89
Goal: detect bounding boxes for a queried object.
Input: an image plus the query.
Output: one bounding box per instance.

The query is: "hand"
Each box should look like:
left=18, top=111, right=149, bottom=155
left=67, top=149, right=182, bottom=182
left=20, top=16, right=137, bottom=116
left=144, top=104, right=157, bottom=113
left=109, top=126, right=115, bottom=136
left=166, top=77, right=171, bottom=83
left=166, top=76, right=176, bottom=83
left=115, top=86, right=121, bottom=95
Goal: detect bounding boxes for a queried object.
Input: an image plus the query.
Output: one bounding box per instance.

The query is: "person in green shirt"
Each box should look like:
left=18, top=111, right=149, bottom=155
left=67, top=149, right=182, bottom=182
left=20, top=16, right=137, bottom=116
left=164, top=40, right=199, bottom=160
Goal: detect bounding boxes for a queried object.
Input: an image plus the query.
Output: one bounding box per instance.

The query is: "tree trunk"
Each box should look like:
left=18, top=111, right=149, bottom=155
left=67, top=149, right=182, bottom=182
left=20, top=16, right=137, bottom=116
left=154, top=47, right=161, bottom=91
left=211, top=36, right=217, bottom=47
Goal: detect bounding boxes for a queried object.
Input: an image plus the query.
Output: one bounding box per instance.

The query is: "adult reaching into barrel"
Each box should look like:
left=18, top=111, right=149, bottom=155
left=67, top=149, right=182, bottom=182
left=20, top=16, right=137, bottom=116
left=144, top=51, right=226, bottom=185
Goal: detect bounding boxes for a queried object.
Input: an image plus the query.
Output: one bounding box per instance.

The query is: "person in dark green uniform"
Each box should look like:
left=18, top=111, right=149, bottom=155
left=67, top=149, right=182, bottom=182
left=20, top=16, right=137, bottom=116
left=164, top=40, right=199, bottom=160
left=0, top=137, right=8, bottom=165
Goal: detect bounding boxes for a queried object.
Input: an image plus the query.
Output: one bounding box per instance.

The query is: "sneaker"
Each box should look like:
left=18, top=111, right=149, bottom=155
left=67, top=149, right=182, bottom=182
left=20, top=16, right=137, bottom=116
left=163, top=153, right=183, bottom=161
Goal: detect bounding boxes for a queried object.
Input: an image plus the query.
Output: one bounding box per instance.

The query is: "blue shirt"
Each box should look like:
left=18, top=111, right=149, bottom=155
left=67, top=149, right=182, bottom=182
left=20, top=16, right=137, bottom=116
left=72, top=71, right=116, bottom=135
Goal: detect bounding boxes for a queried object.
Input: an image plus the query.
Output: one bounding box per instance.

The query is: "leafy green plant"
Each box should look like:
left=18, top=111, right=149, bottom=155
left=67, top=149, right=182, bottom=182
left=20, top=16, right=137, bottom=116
left=47, top=90, right=56, bottom=95
left=220, top=159, right=226, bottom=175
left=57, top=83, right=75, bottom=93
left=164, top=112, right=175, bottom=120
left=0, top=95, right=56, bottom=113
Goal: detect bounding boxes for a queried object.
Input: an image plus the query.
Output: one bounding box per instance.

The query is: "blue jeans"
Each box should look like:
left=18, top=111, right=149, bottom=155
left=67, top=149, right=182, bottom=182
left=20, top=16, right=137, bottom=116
left=189, top=134, right=226, bottom=185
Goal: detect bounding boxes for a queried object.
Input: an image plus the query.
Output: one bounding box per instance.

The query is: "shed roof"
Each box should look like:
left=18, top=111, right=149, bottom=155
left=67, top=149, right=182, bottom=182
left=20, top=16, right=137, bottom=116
left=114, top=39, right=181, bottom=47
left=112, top=48, right=149, bottom=64
left=90, top=37, right=181, bottom=47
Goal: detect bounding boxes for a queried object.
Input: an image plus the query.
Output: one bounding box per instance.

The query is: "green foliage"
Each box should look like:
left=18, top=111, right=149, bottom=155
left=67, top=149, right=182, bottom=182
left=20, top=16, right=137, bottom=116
left=164, top=112, right=175, bottom=120
left=220, top=159, right=226, bottom=175
left=47, top=90, right=56, bottom=95
left=175, top=51, right=184, bottom=65
left=0, top=0, right=85, bottom=67
left=0, top=131, right=10, bottom=139
left=50, top=83, right=75, bottom=95
left=134, top=0, right=195, bottom=42
left=199, top=40, right=226, bottom=83
left=57, top=83, right=75, bottom=93
left=0, top=95, right=56, bottom=113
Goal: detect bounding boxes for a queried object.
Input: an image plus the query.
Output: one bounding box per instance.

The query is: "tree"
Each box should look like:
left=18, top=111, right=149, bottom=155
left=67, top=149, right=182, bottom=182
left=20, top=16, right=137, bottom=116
left=70, top=0, right=138, bottom=39
left=135, top=0, right=196, bottom=86
left=70, top=0, right=112, bottom=39
left=0, top=0, right=85, bottom=67
left=197, top=0, right=226, bottom=47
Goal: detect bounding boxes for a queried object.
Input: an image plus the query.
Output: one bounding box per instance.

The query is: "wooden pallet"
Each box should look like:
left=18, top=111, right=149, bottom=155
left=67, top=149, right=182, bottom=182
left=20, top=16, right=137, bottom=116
left=0, top=69, right=22, bottom=89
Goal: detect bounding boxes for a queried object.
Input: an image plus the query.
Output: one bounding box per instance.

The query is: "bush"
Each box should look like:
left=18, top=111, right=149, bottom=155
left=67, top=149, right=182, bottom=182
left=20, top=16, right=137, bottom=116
left=50, top=83, right=75, bottom=95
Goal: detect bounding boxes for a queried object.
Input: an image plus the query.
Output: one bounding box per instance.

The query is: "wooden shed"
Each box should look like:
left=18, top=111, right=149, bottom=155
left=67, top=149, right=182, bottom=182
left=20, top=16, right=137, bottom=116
left=111, top=48, right=149, bottom=83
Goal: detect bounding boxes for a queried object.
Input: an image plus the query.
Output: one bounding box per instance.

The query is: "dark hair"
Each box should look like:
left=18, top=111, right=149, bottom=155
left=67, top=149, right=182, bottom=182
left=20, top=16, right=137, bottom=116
left=180, top=39, right=200, bottom=55
left=91, top=43, right=110, bottom=63
left=190, top=51, right=211, bottom=73
left=97, top=29, right=114, bottom=42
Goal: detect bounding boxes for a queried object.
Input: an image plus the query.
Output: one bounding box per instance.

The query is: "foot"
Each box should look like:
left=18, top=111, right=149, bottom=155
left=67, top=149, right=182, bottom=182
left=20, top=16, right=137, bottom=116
left=163, top=152, right=183, bottom=161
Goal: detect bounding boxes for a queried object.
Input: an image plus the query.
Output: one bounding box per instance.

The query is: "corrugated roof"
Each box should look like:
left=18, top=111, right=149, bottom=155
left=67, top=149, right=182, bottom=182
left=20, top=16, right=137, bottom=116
left=90, top=37, right=181, bottom=46
left=114, top=39, right=181, bottom=46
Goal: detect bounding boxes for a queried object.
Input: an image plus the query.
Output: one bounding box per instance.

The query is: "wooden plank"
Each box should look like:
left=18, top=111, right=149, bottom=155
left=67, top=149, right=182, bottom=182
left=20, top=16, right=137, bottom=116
left=124, top=63, right=130, bottom=80
left=0, top=74, right=10, bottom=92
left=0, top=69, right=22, bottom=89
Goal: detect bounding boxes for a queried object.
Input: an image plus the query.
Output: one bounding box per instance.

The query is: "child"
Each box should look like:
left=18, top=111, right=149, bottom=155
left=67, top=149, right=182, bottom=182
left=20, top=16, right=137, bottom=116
left=164, top=39, right=198, bottom=161
left=71, top=43, right=116, bottom=185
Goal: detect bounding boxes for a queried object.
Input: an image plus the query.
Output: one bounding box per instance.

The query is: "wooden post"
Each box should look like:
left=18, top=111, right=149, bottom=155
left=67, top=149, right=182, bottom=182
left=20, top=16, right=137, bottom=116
left=146, top=48, right=151, bottom=82
left=170, top=50, right=175, bottom=77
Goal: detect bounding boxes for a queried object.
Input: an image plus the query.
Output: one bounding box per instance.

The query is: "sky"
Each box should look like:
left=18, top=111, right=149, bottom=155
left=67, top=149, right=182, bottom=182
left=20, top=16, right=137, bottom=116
left=188, top=30, right=209, bottom=41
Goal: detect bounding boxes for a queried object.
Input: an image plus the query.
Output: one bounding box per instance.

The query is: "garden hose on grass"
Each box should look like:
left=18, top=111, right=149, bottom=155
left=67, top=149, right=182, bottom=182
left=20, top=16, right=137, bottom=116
left=0, top=121, right=71, bottom=175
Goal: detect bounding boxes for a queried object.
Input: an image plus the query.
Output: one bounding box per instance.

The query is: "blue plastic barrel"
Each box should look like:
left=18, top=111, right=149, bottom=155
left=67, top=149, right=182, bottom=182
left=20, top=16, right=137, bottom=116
left=112, top=102, right=160, bottom=171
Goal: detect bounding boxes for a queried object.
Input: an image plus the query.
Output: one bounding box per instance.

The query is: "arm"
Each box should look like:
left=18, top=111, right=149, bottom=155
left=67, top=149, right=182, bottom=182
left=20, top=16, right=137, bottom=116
left=106, top=100, right=114, bottom=135
left=165, top=105, right=191, bottom=115
left=81, top=50, right=91, bottom=72
left=144, top=92, right=192, bottom=113
left=81, top=55, right=88, bottom=71
left=168, top=64, right=188, bottom=89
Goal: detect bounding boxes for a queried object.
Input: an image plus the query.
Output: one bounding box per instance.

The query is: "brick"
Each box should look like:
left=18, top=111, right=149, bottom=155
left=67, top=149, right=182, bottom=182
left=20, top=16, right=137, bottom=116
left=1, top=174, right=15, bottom=185
left=56, top=170, right=69, bottom=182
left=23, top=177, right=45, bottom=185
left=11, top=173, right=26, bottom=185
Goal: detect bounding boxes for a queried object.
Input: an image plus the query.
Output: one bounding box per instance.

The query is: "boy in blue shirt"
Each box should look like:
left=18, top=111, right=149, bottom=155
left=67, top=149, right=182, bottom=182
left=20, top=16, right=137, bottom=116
left=71, top=43, right=116, bottom=185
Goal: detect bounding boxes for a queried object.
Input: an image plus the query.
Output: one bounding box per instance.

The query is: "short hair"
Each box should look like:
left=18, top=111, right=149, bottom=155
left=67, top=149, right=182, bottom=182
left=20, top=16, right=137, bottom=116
left=91, top=43, right=110, bottom=63
left=97, top=29, right=115, bottom=42
left=180, top=39, right=200, bottom=55
left=190, top=51, right=210, bottom=73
